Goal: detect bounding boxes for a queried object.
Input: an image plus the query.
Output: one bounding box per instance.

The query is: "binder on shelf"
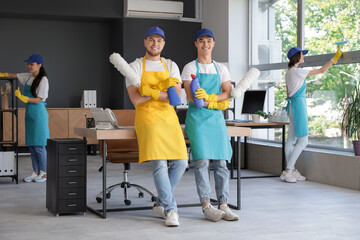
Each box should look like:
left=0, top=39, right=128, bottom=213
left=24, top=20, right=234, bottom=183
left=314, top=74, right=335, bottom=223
left=0, top=151, right=15, bottom=176
left=81, top=90, right=97, bottom=108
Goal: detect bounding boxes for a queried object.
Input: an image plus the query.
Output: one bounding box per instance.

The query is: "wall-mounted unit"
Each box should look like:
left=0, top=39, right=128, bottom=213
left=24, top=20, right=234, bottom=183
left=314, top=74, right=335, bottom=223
left=124, top=0, right=184, bottom=20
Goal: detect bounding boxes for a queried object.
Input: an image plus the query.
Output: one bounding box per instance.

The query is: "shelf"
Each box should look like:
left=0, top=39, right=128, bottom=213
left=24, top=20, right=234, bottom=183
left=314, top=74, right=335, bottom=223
left=0, top=141, right=17, bottom=145
left=0, top=109, right=17, bottom=113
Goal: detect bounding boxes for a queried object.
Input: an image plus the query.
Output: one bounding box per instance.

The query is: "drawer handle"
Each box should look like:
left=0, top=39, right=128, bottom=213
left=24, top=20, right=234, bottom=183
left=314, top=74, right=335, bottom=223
left=67, top=204, right=77, bottom=207
left=67, top=159, right=78, bottom=162
left=68, top=181, right=77, bottom=185
left=68, top=192, right=77, bottom=196
left=68, top=147, right=78, bottom=151
left=68, top=170, right=77, bottom=173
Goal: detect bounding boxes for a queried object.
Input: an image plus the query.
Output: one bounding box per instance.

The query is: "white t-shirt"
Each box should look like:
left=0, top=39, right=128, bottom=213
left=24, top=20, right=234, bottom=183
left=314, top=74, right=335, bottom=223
left=125, top=57, right=181, bottom=88
left=17, top=73, right=49, bottom=101
left=285, top=67, right=310, bottom=97
left=181, top=60, right=231, bottom=84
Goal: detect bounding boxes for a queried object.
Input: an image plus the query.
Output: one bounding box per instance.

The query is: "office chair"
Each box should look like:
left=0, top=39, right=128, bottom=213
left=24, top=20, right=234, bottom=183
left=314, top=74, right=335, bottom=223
left=96, top=109, right=156, bottom=206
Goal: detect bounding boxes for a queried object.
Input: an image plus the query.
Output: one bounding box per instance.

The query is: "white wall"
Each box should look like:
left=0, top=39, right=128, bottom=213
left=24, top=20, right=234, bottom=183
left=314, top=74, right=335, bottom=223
left=202, top=0, right=249, bottom=119
left=202, top=0, right=229, bottom=62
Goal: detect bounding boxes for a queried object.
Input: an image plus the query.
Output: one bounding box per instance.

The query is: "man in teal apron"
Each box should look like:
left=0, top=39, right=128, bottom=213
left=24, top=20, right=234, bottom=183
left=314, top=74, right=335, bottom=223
left=282, top=46, right=342, bottom=183
left=6, top=54, right=50, bottom=183
left=182, top=28, right=238, bottom=222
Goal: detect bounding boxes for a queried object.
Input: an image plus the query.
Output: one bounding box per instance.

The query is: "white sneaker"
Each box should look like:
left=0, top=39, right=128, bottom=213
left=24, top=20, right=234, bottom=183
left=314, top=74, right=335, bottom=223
left=293, top=169, right=306, bottom=181
left=280, top=170, right=297, bottom=183
left=34, top=171, right=47, bottom=183
left=203, top=204, right=225, bottom=222
left=219, top=204, right=239, bottom=221
left=165, top=210, right=179, bottom=227
left=152, top=204, right=165, bottom=219
left=24, top=172, right=38, bottom=182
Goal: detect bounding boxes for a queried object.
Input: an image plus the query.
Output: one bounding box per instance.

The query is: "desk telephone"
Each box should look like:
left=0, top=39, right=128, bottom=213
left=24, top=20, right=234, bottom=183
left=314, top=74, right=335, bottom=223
left=90, top=108, right=122, bottom=129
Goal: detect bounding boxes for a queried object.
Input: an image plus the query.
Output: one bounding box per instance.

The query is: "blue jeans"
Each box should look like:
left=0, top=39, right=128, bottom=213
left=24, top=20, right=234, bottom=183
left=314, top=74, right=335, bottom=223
left=194, top=159, right=229, bottom=204
left=28, top=146, right=47, bottom=172
left=151, top=159, right=187, bottom=214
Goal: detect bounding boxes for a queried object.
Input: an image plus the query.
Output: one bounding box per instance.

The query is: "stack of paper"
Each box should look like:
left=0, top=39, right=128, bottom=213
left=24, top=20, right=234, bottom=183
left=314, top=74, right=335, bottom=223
left=80, top=90, right=97, bottom=108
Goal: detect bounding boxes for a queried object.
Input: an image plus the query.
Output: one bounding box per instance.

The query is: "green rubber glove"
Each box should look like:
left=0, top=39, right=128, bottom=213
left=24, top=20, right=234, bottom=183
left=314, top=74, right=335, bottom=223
left=138, top=85, right=160, bottom=100
left=14, top=87, right=29, bottom=103
left=208, top=99, right=230, bottom=110
left=0, top=72, right=9, bottom=77
left=332, top=45, right=343, bottom=64
left=195, top=88, right=218, bottom=102
left=157, top=77, right=180, bottom=91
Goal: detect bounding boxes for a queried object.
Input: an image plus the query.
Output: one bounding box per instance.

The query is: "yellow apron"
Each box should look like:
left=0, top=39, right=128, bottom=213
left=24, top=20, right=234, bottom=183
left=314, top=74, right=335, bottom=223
left=135, top=57, right=188, bottom=163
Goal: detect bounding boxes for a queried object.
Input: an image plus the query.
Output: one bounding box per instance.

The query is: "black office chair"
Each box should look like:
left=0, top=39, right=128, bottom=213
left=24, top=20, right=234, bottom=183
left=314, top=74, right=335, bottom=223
left=96, top=110, right=156, bottom=206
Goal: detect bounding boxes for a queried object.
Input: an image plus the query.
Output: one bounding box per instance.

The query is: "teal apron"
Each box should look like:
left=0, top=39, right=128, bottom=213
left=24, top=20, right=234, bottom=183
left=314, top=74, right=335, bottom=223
left=24, top=77, right=50, bottom=146
left=286, top=81, right=308, bottom=137
left=185, top=60, right=232, bottom=162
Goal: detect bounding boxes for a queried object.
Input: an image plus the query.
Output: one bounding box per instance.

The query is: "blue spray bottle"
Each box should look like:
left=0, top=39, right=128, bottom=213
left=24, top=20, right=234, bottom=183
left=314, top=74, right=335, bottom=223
left=168, top=86, right=181, bottom=106
left=190, top=74, right=205, bottom=108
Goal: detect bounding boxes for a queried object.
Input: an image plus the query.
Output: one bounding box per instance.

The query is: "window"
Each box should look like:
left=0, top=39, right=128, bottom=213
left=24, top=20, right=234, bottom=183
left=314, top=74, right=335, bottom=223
left=250, top=0, right=360, bottom=150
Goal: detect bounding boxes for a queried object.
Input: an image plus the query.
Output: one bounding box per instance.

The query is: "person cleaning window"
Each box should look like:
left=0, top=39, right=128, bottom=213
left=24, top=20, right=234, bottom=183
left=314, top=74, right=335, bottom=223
left=125, top=26, right=188, bottom=227
left=282, top=46, right=342, bottom=183
left=0, top=54, right=50, bottom=183
left=181, top=28, right=238, bottom=222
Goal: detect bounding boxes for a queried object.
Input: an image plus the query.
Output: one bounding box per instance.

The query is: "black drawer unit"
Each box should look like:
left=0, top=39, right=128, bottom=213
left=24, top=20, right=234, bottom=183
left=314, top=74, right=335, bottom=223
left=46, top=138, right=87, bottom=216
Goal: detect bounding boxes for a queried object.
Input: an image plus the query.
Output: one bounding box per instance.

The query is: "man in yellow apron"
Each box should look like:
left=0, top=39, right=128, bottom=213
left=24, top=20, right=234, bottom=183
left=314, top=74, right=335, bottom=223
left=182, top=29, right=238, bottom=222
left=126, top=26, right=188, bottom=227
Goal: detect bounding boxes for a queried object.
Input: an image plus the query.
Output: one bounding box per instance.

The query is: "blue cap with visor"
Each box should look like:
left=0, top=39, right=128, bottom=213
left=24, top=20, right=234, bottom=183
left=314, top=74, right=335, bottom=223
left=145, top=26, right=165, bottom=40
left=195, top=28, right=215, bottom=41
left=24, top=54, right=44, bottom=65
left=287, top=47, right=308, bottom=60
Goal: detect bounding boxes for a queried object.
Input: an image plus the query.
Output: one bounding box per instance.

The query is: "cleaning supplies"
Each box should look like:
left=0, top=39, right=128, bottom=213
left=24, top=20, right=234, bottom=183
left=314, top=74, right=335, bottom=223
left=190, top=74, right=205, bottom=108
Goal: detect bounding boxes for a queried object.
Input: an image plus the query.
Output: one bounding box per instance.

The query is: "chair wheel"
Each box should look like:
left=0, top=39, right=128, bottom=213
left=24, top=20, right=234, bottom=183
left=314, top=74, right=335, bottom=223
left=124, top=199, right=131, bottom=205
left=96, top=197, right=103, bottom=203
left=106, top=192, right=111, bottom=199
left=138, top=192, right=144, bottom=198
left=151, top=196, right=157, bottom=202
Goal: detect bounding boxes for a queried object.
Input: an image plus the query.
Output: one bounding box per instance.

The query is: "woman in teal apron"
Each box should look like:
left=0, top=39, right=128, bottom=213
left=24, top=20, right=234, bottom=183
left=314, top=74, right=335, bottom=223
left=4, top=54, right=50, bottom=183
left=182, top=28, right=238, bottom=222
left=282, top=46, right=342, bottom=183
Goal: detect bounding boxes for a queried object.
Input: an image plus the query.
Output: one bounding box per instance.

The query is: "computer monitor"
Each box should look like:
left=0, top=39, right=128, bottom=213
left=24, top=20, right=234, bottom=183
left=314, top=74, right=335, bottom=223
left=241, top=90, right=266, bottom=114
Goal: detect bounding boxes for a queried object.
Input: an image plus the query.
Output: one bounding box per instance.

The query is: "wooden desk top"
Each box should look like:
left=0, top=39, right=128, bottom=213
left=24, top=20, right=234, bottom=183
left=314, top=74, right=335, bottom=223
left=74, top=125, right=251, bottom=140
left=226, top=121, right=289, bottom=127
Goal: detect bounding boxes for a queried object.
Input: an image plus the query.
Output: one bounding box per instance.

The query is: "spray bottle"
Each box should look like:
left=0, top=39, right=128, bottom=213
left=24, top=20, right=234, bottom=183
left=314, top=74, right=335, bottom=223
left=190, top=74, right=205, bottom=108
left=168, top=86, right=182, bottom=106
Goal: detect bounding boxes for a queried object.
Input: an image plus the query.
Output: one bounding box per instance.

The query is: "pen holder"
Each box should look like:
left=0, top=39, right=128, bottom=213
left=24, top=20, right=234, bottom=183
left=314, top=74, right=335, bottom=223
left=86, top=117, right=95, bottom=128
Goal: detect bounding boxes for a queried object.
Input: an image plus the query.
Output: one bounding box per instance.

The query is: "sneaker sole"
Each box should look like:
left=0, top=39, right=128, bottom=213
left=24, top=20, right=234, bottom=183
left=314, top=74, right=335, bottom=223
left=34, top=179, right=46, bottom=183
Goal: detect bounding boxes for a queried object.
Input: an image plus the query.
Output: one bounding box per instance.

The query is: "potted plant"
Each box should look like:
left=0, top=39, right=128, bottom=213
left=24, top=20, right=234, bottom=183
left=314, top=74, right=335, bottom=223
left=341, top=82, right=360, bottom=156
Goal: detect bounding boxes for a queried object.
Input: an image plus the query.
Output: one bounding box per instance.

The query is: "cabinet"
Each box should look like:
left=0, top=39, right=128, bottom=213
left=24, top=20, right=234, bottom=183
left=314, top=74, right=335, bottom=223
left=0, top=77, right=18, bottom=183
left=46, top=138, right=87, bottom=216
left=3, top=108, right=98, bottom=146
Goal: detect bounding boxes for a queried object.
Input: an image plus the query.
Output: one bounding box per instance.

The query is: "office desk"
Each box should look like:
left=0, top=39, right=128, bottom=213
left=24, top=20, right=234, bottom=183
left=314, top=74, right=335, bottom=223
left=226, top=121, right=288, bottom=179
left=75, top=125, right=251, bottom=219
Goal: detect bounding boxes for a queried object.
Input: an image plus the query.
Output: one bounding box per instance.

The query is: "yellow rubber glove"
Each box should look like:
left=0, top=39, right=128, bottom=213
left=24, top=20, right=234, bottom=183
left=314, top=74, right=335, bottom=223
left=138, top=85, right=160, bottom=100
left=208, top=100, right=230, bottom=110
left=157, top=77, right=180, bottom=91
left=332, top=45, right=343, bottom=64
left=0, top=72, right=9, bottom=77
left=195, top=88, right=218, bottom=102
left=14, top=87, right=29, bottom=103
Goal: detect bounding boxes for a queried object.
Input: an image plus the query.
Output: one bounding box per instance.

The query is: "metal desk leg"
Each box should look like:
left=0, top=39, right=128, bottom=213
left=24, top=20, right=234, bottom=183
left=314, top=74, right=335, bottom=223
left=102, top=140, right=107, bottom=218
left=236, top=137, right=241, bottom=210
left=244, top=136, right=247, bottom=169
left=86, top=139, right=107, bottom=219
left=282, top=125, right=286, bottom=170
left=230, top=137, right=235, bottom=179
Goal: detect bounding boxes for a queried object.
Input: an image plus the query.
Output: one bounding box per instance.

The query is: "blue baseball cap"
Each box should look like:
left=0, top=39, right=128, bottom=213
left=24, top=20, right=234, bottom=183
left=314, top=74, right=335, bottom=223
left=24, top=54, right=44, bottom=64
left=144, top=26, right=165, bottom=40
left=195, top=28, right=215, bottom=41
left=287, top=47, right=308, bottom=59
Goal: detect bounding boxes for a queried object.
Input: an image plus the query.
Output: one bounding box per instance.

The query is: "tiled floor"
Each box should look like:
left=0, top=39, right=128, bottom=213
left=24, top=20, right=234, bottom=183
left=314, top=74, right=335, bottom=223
left=1, top=154, right=360, bottom=240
